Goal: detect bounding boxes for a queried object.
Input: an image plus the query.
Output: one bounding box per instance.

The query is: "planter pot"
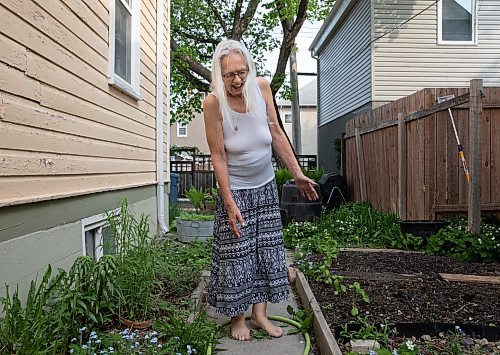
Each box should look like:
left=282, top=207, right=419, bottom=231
left=176, top=217, right=214, bottom=242
left=119, top=317, right=152, bottom=330
left=399, top=220, right=450, bottom=238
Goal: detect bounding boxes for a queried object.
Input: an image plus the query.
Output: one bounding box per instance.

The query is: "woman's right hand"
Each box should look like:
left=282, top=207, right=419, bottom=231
left=225, top=202, right=245, bottom=238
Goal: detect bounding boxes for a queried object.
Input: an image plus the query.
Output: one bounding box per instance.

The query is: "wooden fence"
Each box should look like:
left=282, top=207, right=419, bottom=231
left=344, top=82, right=500, bottom=221
left=170, top=155, right=317, bottom=198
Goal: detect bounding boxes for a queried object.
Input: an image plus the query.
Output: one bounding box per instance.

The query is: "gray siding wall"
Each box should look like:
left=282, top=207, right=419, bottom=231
left=318, top=0, right=372, bottom=127
left=0, top=186, right=159, bottom=302
left=373, top=0, right=500, bottom=101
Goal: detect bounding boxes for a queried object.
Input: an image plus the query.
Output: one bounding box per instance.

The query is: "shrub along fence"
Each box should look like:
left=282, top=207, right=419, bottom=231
left=170, top=154, right=317, bottom=198
left=344, top=80, right=500, bottom=226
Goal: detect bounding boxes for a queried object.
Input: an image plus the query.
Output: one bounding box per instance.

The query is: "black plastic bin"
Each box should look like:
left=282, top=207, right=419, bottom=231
left=169, top=173, right=180, bottom=205
left=280, top=179, right=321, bottom=226
left=399, top=220, right=450, bottom=238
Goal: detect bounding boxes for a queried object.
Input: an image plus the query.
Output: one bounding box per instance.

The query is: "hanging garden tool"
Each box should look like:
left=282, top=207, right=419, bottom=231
left=437, top=94, right=471, bottom=184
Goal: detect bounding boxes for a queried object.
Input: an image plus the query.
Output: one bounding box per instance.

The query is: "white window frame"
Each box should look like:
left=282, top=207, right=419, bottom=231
left=437, top=0, right=477, bottom=45
left=108, top=0, right=142, bottom=99
left=81, top=212, right=117, bottom=260
left=177, top=123, right=188, bottom=137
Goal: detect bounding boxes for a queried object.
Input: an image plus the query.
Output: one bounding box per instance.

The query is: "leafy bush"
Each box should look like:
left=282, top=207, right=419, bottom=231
left=426, top=219, right=500, bottom=262
left=284, top=202, right=422, bottom=251
left=106, top=200, right=156, bottom=321
left=185, top=186, right=206, bottom=212
left=155, top=240, right=212, bottom=299
left=0, top=256, right=118, bottom=353
left=179, top=211, right=214, bottom=221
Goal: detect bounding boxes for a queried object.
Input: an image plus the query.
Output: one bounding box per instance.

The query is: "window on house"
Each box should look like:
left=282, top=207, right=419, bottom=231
left=439, top=0, right=476, bottom=44
left=285, top=113, right=293, bottom=123
left=83, top=217, right=115, bottom=260
left=109, top=0, right=141, bottom=99
left=177, top=123, right=188, bottom=137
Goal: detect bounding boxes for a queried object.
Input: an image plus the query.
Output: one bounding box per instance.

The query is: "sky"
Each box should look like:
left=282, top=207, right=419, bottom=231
left=264, top=20, right=322, bottom=89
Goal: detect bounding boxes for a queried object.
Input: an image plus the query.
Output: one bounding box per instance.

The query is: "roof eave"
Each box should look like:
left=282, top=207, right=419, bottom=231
left=309, top=0, right=357, bottom=56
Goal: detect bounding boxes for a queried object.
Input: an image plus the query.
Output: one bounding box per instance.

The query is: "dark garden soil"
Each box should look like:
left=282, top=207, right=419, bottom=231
left=307, top=249, right=500, bottom=353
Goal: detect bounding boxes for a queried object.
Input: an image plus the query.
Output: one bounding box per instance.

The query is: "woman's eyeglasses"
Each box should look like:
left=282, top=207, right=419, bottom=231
left=222, top=70, right=249, bottom=81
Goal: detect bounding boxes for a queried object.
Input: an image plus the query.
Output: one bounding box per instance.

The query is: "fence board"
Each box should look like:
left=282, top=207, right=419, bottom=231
left=423, top=88, right=437, bottom=220
left=344, top=86, right=499, bottom=220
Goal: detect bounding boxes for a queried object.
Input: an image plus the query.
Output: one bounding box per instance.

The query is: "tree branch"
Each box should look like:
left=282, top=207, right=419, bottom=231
left=178, top=30, right=220, bottom=45
left=270, top=0, right=308, bottom=95
left=205, top=0, right=230, bottom=37
left=231, top=0, right=260, bottom=40
left=171, top=39, right=212, bottom=81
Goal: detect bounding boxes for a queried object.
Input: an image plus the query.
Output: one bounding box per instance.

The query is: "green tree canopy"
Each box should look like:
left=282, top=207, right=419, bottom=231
left=170, top=0, right=334, bottom=124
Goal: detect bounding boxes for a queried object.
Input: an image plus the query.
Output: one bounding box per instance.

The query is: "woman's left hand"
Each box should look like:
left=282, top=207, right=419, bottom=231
left=294, top=174, right=320, bottom=201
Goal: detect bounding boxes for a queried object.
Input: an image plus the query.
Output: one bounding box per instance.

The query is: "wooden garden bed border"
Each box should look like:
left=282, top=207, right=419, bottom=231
left=294, top=269, right=343, bottom=355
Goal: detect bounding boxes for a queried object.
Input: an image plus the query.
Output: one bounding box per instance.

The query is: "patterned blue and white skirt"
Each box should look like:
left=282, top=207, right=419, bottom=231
left=208, top=179, right=289, bottom=317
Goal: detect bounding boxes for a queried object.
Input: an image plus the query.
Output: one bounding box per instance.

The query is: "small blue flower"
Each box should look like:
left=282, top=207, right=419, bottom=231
left=82, top=345, right=88, bottom=350
left=80, top=326, right=87, bottom=332
left=109, top=346, right=114, bottom=351
left=70, top=350, right=74, bottom=354
left=369, top=351, right=376, bottom=355
left=121, top=329, right=129, bottom=335
left=96, top=339, right=101, bottom=344
left=151, top=331, right=158, bottom=336
left=71, top=338, right=77, bottom=342
left=151, top=337, right=158, bottom=344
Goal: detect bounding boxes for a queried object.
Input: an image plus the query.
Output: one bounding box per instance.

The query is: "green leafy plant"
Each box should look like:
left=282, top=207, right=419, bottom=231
left=340, top=316, right=397, bottom=347
left=179, top=211, right=214, bottom=221
left=185, top=186, right=206, bottom=212
left=286, top=305, right=314, bottom=335
left=106, top=199, right=156, bottom=321
left=155, top=309, right=222, bottom=355
left=426, top=219, right=500, bottom=262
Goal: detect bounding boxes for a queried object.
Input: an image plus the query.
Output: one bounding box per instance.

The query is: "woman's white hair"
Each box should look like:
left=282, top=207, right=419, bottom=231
left=210, top=39, right=258, bottom=130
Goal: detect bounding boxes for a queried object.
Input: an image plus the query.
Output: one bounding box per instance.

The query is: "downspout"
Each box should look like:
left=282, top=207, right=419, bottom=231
left=156, top=0, right=169, bottom=235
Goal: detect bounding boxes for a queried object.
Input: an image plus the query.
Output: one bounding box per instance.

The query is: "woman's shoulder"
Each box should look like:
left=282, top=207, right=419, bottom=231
left=256, top=77, right=272, bottom=101
left=203, top=92, right=219, bottom=109
left=256, top=76, right=271, bottom=89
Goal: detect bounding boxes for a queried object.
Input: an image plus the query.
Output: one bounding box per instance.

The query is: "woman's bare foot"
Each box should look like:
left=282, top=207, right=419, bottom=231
left=250, top=316, right=283, bottom=338
left=230, top=314, right=251, bottom=341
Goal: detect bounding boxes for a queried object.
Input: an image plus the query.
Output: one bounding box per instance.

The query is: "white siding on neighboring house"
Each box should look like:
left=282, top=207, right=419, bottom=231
left=373, top=0, right=500, bottom=102
left=316, top=0, right=372, bottom=126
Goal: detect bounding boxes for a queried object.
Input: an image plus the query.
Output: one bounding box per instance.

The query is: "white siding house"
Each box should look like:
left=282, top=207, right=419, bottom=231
left=310, top=0, right=500, bottom=172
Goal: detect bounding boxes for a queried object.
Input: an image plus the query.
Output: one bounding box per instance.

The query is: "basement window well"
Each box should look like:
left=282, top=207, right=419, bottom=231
left=82, top=215, right=116, bottom=260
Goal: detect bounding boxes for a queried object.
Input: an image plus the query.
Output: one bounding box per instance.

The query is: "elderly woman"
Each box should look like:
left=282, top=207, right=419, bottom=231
left=203, top=39, right=318, bottom=341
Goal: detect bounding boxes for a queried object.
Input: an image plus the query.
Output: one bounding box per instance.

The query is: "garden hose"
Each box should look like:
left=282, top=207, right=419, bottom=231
left=206, top=315, right=311, bottom=355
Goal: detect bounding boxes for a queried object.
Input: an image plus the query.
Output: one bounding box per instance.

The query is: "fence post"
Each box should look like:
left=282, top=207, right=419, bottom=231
left=355, top=128, right=367, bottom=201
left=468, top=79, right=483, bottom=233
left=398, top=113, right=407, bottom=220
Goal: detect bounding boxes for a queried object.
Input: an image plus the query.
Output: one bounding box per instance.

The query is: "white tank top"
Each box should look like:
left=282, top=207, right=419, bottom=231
left=220, top=87, right=275, bottom=190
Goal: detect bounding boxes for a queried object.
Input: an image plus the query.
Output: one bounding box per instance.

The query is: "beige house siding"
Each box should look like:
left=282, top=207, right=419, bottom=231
left=279, top=106, right=318, bottom=156
left=372, top=0, right=500, bottom=101
left=0, top=0, right=170, bottom=301
left=0, top=0, right=169, bottom=207
left=169, top=113, right=210, bottom=153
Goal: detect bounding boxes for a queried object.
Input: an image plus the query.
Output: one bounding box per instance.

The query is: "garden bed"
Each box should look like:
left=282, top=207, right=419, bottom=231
left=307, top=249, right=500, bottom=352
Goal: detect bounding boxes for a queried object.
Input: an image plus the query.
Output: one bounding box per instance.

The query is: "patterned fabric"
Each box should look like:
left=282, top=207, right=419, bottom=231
left=208, top=179, right=289, bottom=317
